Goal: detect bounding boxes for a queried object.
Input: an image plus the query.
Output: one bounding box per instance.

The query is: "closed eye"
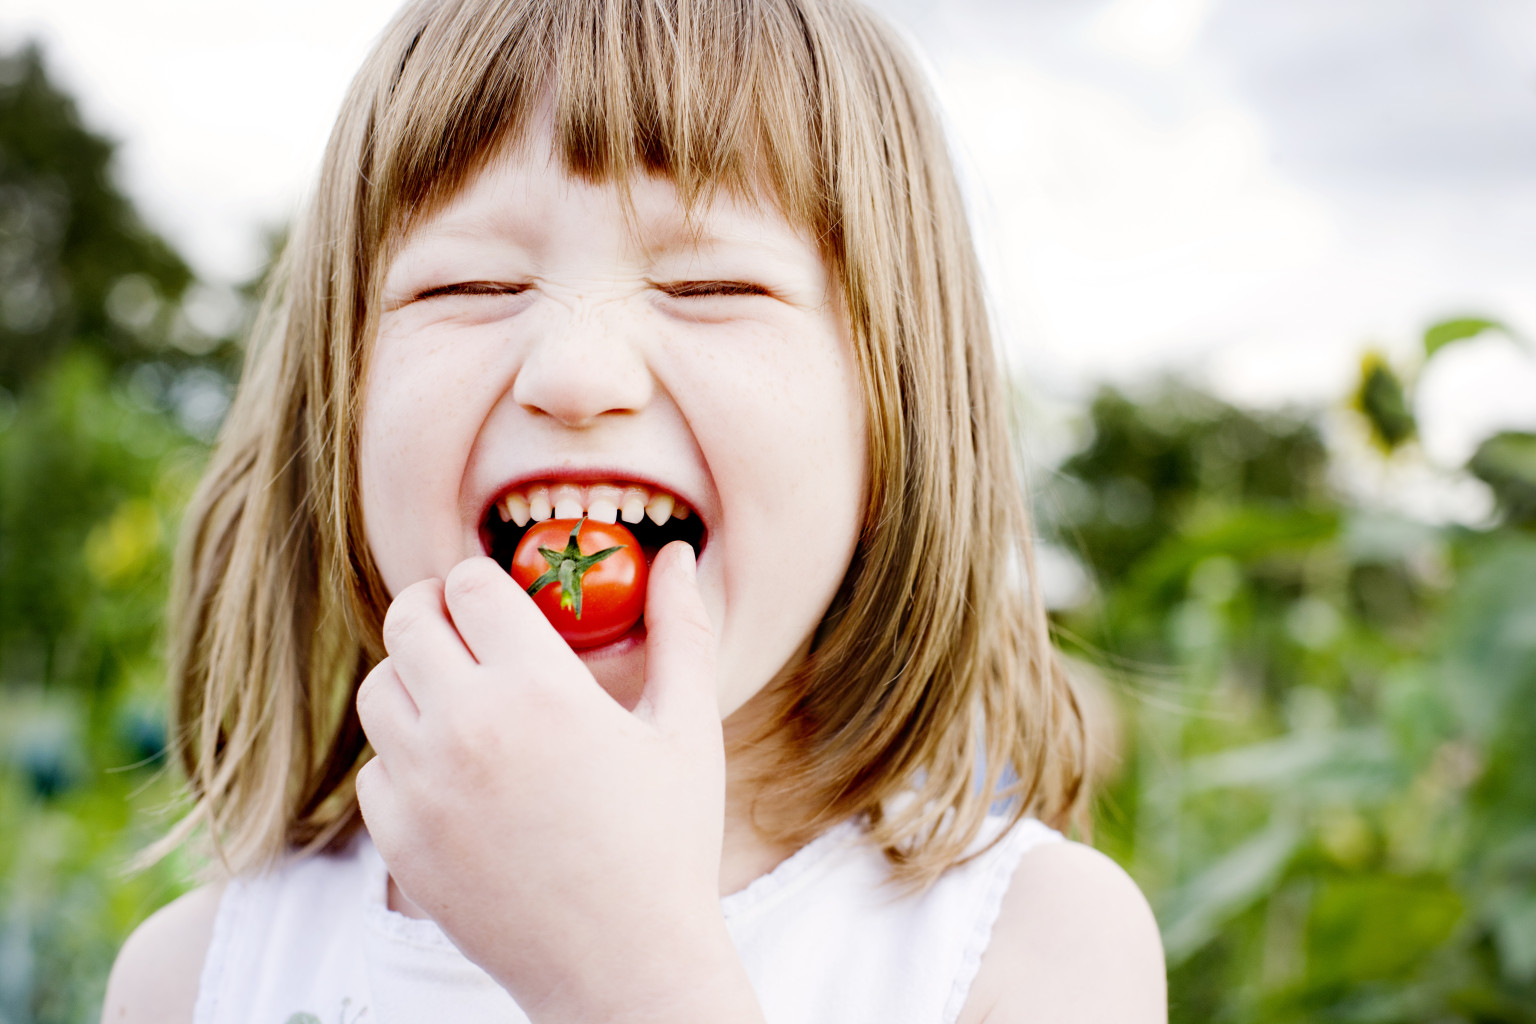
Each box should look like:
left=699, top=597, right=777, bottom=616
left=656, top=280, right=772, bottom=299
left=410, top=281, right=530, bottom=302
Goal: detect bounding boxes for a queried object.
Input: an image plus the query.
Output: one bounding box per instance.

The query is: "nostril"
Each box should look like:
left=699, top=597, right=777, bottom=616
left=510, top=324, right=654, bottom=427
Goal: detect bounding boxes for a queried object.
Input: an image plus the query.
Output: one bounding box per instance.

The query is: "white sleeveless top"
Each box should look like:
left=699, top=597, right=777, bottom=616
left=194, top=815, right=1062, bottom=1024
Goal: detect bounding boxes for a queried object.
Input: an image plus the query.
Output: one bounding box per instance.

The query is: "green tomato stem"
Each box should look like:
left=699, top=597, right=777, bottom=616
left=524, top=518, right=623, bottom=619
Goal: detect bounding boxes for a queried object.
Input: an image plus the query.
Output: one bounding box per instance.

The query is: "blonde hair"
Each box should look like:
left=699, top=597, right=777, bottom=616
left=161, top=0, right=1086, bottom=887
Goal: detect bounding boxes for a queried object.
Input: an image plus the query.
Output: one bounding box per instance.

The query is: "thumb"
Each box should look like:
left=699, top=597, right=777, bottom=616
left=637, top=541, right=718, bottom=734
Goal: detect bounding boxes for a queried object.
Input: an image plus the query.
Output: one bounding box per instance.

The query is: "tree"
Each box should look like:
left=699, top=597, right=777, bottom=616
left=0, top=44, right=200, bottom=391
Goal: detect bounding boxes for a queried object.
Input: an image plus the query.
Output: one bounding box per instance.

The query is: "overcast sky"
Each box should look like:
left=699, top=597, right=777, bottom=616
left=4, top=0, right=1534, bottom=468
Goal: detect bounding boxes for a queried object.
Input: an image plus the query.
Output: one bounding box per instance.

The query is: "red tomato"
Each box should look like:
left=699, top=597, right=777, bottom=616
left=509, top=518, right=648, bottom=649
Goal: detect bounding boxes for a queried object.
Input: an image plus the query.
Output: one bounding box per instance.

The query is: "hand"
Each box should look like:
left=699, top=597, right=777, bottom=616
left=354, top=543, right=760, bottom=1023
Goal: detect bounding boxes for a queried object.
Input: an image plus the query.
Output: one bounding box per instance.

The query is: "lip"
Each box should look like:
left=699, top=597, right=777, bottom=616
left=574, top=619, right=647, bottom=660
left=573, top=619, right=650, bottom=710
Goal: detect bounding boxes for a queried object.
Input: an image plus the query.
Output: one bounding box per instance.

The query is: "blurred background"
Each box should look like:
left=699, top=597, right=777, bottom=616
left=1, top=0, right=1533, bottom=1021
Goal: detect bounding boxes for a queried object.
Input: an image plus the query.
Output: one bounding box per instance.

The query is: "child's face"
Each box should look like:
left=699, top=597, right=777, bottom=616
left=358, top=127, right=867, bottom=715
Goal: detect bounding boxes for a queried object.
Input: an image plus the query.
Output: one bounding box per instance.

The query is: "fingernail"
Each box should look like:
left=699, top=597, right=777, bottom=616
left=680, top=543, right=696, bottom=579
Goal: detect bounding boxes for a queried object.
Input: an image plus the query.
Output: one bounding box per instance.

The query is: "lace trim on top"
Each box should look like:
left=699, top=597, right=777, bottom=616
left=356, top=819, right=864, bottom=947
left=941, top=818, right=1063, bottom=1024
left=358, top=842, right=463, bottom=950
left=719, top=819, right=863, bottom=922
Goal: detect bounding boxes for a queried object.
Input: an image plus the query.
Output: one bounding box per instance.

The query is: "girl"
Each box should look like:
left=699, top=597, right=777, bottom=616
left=106, top=0, right=1165, bottom=1021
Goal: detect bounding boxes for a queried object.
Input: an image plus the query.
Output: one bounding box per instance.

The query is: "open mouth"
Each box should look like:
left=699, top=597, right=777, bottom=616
left=480, top=480, right=707, bottom=573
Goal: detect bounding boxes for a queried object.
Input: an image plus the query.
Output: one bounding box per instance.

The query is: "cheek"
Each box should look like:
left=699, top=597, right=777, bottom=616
left=358, top=331, right=503, bottom=592
left=677, top=322, right=865, bottom=486
left=670, top=324, right=867, bottom=705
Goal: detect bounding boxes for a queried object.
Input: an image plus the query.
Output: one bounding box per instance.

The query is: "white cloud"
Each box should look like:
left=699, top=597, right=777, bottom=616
left=1088, top=0, right=1216, bottom=69
left=1, top=0, right=397, bottom=281
left=931, top=50, right=1336, bottom=388
left=5, top=0, right=1533, bottom=460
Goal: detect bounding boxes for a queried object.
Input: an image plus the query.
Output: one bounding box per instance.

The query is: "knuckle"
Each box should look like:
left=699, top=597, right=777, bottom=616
left=354, top=757, right=380, bottom=810
left=381, top=582, right=439, bottom=648
left=355, top=660, right=389, bottom=720
left=674, top=602, right=716, bottom=658
left=443, top=556, right=503, bottom=606
left=380, top=604, right=415, bottom=649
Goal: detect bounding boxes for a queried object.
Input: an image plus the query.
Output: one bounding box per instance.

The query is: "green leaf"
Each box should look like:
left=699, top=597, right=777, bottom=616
left=1125, top=504, right=1339, bottom=599
left=1158, top=817, right=1303, bottom=964
left=1306, top=875, right=1462, bottom=984
left=1353, top=352, right=1416, bottom=451
left=1493, top=891, right=1536, bottom=982
left=1467, top=432, right=1536, bottom=524
left=1424, top=317, right=1506, bottom=358
left=1179, top=728, right=1397, bottom=797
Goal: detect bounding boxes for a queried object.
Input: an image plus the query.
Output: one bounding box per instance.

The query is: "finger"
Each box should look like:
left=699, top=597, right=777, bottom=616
left=444, top=556, right=582, bottom=672
left=353, top=755, right=399, bottom=854
left=636, top=542, right=718, bottom=734
left=381, top=577, right=477, bottom=711
left=356, top=658, right=418, bottom=760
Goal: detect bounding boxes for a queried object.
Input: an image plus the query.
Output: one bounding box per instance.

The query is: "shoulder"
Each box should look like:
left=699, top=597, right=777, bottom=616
left=958, top=838, right=1166, bottom=1024
left=102, top=882, right=226, bottom=1024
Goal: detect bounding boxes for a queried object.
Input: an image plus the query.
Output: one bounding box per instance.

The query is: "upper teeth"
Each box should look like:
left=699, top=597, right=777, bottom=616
left=499, top=482, right=692, bottom=528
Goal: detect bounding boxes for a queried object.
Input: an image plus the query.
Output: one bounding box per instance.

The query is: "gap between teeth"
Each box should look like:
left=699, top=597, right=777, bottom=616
left=499, top=484, right=690, bottom=528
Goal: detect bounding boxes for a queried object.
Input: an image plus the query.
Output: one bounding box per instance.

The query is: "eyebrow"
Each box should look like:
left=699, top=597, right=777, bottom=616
left=641, top=221, right=812, bottom=268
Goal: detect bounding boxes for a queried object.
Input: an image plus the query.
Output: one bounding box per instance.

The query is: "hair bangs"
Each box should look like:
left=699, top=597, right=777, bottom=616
left=370, top=0, right=827, bottom=251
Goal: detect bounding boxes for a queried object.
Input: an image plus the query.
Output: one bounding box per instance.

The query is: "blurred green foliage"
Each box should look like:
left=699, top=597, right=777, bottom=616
left=3, top=37, right=1535, bottom=1024
left=1046, top=322, right=1536, bottom=1020
left=0, top=44, right=240, bottom=1024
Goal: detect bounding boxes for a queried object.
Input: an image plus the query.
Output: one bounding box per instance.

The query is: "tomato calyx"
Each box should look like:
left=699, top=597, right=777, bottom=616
left=522, top=517, right=624, bottom=619
left=510, top=518, right=648, bottom=649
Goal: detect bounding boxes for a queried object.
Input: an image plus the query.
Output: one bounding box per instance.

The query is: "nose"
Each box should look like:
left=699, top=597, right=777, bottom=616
left=511, top=302, right=654, bottom=428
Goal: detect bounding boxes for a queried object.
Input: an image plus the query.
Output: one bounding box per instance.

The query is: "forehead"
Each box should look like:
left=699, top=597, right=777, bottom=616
left=390, top=129, right=821, bottom=268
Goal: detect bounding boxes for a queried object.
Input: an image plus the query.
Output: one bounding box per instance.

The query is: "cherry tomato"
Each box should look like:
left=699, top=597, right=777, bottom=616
left=509, top=518, right=648, bottom=649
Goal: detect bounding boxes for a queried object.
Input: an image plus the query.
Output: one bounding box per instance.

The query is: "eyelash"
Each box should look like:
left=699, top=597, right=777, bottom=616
left=411, top=281, right=528, bottom=302
left=409, top=279, right=769, bottom=303
left=657, top=280, right=771, bottom=299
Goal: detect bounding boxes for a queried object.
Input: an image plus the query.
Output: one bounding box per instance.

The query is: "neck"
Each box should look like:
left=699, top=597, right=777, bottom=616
left=718, top=699, right=805, bottom=897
